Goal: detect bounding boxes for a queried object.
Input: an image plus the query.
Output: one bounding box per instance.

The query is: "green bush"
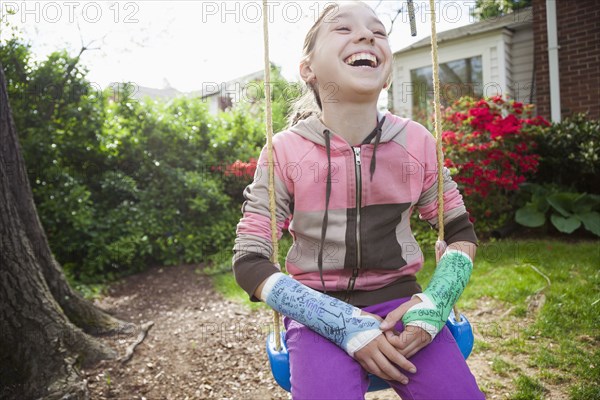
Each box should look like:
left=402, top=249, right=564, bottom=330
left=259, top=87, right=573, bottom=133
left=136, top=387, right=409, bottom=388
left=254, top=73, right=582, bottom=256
left=515, top=183, right=600, bottom=237
left=1, top=35, right=292, bottom=283
left=533, top=113, right=600, bottom=193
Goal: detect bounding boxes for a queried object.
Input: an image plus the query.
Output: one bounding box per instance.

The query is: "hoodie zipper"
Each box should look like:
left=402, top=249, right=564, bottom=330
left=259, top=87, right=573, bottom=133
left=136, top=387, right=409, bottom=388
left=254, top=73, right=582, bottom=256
left=345, top=147, right=362, bottom=301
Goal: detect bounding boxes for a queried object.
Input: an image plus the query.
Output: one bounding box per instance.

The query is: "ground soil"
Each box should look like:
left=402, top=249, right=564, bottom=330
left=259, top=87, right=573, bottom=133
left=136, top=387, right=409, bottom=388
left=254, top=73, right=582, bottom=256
left=83, top=264, right=567, bottom=399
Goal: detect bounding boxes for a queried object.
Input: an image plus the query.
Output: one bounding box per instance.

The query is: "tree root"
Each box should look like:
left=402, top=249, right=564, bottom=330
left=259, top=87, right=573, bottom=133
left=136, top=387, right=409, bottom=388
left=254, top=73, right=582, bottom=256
left=44, top=362, right=89, bottom=400
left=59, top=289, right=137, bottom=337
left=119, top=321, right=155, bottom=364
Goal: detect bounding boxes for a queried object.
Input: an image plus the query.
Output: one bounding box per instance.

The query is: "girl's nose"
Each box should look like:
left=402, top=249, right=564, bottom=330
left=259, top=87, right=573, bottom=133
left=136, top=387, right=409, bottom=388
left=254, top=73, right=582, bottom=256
left=356, top=27, right=375, bottom=44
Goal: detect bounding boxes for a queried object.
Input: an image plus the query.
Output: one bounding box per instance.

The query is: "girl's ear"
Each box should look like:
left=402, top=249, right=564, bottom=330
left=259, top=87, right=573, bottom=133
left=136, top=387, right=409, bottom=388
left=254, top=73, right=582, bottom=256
left=300, top=61, right=316, bottom=84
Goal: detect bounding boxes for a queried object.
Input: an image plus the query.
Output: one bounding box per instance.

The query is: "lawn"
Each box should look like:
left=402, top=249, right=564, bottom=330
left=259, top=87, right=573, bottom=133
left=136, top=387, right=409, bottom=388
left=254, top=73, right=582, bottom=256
left=208, top=238, right=599, bottom=399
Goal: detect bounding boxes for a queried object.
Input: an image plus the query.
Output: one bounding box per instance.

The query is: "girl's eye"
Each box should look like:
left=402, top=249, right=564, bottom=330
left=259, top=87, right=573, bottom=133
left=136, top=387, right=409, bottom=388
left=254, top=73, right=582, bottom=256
left=374, top=30, right=387, bottom=37
left=336, top=26, right=350, bottom=31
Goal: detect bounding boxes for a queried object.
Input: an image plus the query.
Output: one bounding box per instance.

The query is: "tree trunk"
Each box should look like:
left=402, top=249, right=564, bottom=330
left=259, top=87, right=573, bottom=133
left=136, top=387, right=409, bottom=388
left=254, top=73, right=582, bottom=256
left=0, top=63, right=125, bottom=398
left=0, top=63, right=133, bottom=336
left=0, top=156, right=117, bottom=398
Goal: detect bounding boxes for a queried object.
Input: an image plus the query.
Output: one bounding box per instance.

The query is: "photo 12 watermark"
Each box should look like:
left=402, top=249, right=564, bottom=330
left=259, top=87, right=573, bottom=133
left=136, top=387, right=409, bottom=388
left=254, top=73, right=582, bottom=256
left=200, top=1, right=341, bottom=24
left=1, top=1, right=140, bottom=24
left=8, top=80, right=140, bottom=105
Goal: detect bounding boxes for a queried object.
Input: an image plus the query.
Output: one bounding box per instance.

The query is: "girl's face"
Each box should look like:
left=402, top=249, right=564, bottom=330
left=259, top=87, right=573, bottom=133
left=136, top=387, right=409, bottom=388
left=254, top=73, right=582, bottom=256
left=302, top=3, right=392, bottom=101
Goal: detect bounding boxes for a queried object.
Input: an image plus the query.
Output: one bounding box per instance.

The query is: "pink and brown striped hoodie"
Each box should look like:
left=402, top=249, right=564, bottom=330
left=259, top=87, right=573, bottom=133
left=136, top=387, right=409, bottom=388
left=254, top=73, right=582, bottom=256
left=232, top=111, right=477, bottom=307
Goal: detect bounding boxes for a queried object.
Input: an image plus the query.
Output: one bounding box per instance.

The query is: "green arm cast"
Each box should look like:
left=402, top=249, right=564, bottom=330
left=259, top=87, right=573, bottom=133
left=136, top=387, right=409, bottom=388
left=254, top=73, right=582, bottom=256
left=402, top=249, right=473, bottom=337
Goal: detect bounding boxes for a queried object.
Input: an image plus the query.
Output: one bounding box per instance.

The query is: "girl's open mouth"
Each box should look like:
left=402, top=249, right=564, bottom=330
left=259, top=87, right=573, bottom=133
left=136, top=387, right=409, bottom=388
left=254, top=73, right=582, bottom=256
left=344, top=52, right=379, bottom=68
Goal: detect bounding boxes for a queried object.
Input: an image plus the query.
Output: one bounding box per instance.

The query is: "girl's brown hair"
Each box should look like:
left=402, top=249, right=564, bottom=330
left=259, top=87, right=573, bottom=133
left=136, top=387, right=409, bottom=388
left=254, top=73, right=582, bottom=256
left=287, top=3, right=337, bottom=127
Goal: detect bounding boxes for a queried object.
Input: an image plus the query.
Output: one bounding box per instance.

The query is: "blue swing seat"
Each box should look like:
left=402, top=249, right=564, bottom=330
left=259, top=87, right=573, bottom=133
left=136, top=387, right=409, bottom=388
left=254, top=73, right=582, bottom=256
left=267, top=310, right=474, bottom=393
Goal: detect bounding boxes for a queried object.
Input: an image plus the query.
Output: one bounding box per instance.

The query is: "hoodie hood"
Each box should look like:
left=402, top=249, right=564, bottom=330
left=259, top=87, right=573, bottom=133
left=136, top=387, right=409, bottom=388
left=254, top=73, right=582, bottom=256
left=289, top=109, right=408, bottom=148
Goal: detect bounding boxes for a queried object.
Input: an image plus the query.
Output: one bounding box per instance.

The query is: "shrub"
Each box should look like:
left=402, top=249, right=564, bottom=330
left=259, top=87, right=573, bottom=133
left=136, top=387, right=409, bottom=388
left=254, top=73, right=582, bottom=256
left=442, top=95, right=549, bottom=234
left=2, top=34, right=296, bottom=283
left=2, top=40, right=264, bottom=281
left=515, top=183, right=600, bottom=237
left=533, top=113, right=600, bottom=194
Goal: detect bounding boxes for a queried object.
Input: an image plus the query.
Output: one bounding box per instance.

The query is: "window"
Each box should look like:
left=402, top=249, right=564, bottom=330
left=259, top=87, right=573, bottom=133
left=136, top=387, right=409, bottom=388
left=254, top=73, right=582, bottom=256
left=410, top=56, right=483, bottom=126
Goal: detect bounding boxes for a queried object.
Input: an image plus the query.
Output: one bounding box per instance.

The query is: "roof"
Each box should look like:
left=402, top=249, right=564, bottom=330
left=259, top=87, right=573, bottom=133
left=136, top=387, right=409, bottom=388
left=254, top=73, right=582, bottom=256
left=394, top=7, right=532, bottom=54
left=196, top=69, right=265, bottom=98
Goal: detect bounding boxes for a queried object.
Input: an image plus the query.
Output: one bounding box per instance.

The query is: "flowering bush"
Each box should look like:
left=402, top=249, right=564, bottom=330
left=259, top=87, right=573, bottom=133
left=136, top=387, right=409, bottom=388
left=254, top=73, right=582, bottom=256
left=442, top=96, right=550, bottom=233
left=214, top=158, right=258, bottom=179
left=216, top=158, right=292, bottom=230
left=210, top=158, right=257, bottom=204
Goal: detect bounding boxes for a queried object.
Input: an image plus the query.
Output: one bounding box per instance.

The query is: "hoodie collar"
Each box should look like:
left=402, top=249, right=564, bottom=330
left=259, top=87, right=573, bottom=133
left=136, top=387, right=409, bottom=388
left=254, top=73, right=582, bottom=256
left=290, top=109, right=394, bottom=148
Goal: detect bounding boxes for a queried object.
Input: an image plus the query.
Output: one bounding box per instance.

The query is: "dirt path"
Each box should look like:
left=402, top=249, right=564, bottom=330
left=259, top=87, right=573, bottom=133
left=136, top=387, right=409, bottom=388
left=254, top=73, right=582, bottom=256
left=85, top=264, right=285, bottom=399
left=83, top=264, right=562, bottom=399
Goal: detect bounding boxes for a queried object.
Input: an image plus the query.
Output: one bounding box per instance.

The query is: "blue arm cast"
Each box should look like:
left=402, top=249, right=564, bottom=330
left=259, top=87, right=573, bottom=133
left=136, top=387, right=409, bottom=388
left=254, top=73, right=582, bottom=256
left=262, top=273, right=382, bottom=357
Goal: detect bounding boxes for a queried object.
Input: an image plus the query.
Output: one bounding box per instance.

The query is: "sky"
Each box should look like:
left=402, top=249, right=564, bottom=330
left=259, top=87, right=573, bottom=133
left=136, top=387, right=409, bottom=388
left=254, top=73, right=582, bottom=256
left=2, top=1, right=480, bottom=92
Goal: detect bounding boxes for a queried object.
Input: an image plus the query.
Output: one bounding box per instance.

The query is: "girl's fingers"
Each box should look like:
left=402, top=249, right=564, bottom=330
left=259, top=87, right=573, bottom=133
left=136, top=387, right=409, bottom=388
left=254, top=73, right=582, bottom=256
left=379, top=303, right=409, bottom=330
left=398, top=339, right=421, bottom=358
left=391, top=326, right=430, bottom=346
left=385, top=330, right=408, bottom=350
left=379, top=336, right=417, bottom=375
left=396, top=328, right=431, bottom=358
left=361, top=359, right=393, bottom=381
left=371, top=351, right=408, bottom=384
left=404, top=346, right=420, bottom=359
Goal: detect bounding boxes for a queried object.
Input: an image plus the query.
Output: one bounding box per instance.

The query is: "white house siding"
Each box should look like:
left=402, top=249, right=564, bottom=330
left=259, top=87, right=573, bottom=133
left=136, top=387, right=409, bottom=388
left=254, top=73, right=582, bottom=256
left=509, top=26, right=535, bottom=104
left=500, top=29, right=513, bottom=99
left=391, top=24, right=534, bottom=118
left=490, top=45, right=499, bottom=87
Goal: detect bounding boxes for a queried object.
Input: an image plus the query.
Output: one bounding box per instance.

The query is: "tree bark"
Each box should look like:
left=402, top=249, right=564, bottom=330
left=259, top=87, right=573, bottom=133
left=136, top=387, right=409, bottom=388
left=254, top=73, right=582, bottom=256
left=0, top=63, right=125, bottom=398
left=0, top=62, right=133, bottom=336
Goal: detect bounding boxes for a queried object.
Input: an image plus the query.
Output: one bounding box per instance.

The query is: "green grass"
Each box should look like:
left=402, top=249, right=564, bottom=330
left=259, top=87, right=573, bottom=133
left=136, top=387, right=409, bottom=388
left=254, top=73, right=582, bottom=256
left=473, top=338, right=491, bottom=352
left=212, top=272, right=267, bottom=311
left=210, top=238, right=600, bottom=397
left=510, top=374, right=548, bottom=400
left=491, top=356, right=519, bottom=377
left=204, top=233, right=294, bottom=311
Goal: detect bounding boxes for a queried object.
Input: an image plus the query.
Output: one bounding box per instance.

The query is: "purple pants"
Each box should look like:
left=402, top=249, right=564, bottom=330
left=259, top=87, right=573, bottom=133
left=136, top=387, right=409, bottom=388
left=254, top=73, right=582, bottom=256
left=284, top=297, right=485, bottom=400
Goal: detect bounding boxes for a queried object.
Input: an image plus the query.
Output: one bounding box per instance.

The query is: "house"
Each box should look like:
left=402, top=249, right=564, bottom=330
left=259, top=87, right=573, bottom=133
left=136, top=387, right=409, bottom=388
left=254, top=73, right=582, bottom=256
left=134, top=85, right=183, bottom=101
left=389, top=8, right=534, bottom=124
left=110, top=82, right=183, bottom=102
left=390, top=1, right=599, bottom=123
left=123, top=71, right=267, bottom=116
left=195, top=69, right=266, bottom=115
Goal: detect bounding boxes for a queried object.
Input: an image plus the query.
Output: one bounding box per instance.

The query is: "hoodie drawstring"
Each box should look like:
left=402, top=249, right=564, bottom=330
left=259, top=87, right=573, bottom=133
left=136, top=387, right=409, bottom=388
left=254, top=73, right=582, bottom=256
left=318, top=129, right=332, bottom=292
left=369, top=116, right=386, bottom=181
left=317, top=116, right=386, bottom=293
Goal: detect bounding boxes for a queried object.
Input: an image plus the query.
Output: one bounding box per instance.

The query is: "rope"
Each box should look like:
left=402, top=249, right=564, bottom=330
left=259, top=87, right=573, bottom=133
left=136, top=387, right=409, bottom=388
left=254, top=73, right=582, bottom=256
left=262, top=0, right=282, bottom=351
left=429, top=0, right=461, bottom=321
left=429, top=0, right=444, bottom=241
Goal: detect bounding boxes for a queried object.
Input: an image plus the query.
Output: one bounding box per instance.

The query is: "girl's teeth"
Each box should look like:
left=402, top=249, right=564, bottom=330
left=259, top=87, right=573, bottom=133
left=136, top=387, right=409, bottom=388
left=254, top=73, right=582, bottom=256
left=345, top=52, right=378, bottom=67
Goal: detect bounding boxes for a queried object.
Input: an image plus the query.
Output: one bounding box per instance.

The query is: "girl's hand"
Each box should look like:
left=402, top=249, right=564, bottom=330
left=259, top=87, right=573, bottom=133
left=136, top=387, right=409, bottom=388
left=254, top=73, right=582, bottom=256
left=379, top=298, right=433, bottom=359
left=354, top=311, right=417, bottom=384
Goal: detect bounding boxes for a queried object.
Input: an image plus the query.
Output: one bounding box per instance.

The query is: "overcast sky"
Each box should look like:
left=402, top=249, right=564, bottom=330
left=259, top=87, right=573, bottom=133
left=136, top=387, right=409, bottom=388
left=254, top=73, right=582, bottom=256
left=3, top=1, right=479, bottom=92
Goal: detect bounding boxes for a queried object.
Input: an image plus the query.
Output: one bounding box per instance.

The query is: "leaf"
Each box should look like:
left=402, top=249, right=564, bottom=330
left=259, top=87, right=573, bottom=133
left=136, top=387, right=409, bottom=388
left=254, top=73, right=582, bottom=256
left=550, top=214, right=581, bottom=233
left=547, top=193, right=580, bottom=217
left=515, top=205, right=546, bottom=227
left=578, top=211, right=600, bottom=237
left=573, top=194, right=600, bottom=214
left=531, top=194, right=550, bottom=213
left=589, top=194, right=600, bottom=207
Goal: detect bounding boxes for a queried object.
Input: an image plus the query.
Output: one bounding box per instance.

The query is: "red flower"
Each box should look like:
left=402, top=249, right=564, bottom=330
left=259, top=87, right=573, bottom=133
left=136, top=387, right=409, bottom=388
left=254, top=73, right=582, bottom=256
left=440, top=95, right=545, bottom=230
left=492, top=95, right=504, bottom=104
